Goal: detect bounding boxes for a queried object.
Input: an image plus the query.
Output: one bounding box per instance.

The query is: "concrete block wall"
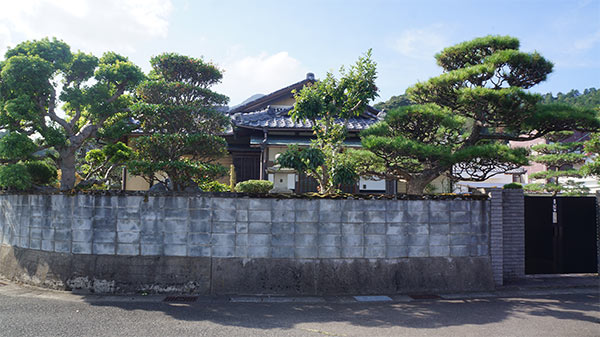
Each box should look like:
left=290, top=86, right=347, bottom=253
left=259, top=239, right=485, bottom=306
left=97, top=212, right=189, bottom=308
left=0, top=195, right=491, bottom=260
left=0, top=193, right=508, bottom=294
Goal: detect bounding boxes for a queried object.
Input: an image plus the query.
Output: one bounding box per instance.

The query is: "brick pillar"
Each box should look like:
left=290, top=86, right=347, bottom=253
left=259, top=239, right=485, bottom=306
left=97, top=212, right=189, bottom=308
left=502, top=189, right=525, bottom=281
left=488, top=188, right=503, bottom=286
left=596, top=191, right=599, bottom=274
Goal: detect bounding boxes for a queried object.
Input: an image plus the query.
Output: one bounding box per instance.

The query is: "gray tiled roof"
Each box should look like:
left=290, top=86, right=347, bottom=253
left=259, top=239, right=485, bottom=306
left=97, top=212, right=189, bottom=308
left=232, top=106, right=379, bottom=131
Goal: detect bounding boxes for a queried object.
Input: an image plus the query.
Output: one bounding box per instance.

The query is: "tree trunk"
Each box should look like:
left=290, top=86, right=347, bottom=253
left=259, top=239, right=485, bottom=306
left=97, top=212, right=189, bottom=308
left=405, top=178, right=434, bottom=196
left=59, top=149, right=77, bottom=190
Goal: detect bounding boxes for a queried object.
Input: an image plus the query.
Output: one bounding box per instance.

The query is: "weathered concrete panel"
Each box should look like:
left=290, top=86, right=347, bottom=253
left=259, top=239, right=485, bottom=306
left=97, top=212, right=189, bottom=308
left=0, top=193, right=500, bottom=295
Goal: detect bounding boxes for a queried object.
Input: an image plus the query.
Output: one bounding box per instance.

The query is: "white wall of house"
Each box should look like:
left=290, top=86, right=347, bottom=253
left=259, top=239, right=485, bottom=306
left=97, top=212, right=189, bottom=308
left=454, top=174, right=515, bottom=193
left=359, top=177, right=386, bottom=191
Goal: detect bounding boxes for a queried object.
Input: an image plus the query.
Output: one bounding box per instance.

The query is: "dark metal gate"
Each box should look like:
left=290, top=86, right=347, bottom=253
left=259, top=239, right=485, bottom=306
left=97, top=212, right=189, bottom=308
left=525, top=196, right=598, bottom=274
left=233, top=154, right=260, bottom=182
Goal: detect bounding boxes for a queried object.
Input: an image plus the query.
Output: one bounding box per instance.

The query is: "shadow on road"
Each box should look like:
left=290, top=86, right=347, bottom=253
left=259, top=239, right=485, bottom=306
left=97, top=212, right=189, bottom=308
left=80, top=293, right=600, bottom=330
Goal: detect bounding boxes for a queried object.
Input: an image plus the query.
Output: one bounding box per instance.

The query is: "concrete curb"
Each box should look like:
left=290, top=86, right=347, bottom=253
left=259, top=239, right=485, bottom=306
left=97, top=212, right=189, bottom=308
left=1, top=277, right=597, bottom=305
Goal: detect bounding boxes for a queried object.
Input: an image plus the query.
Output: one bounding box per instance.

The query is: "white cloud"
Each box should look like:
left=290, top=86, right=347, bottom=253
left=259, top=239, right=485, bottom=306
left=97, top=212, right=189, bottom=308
left=392, top=25, right=448, bottom=59
left=216, top=51, right=308, bottom=106
left=0, top=0, right=173, bottom=57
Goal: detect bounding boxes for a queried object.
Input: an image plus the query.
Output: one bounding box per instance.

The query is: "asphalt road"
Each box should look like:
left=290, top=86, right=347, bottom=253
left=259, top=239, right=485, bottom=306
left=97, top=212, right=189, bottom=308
left=0, top=284, right=598, bottom=337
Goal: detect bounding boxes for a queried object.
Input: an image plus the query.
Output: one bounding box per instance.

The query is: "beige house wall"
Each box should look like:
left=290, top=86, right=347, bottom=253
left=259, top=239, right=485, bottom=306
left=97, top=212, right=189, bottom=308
left=123, top=150, right=234, bottom=191
left=267, top=146, right=288, bottom=163
left=215, top=155, right=233, bottom=184
left=125, top=171, right=167, bottom=191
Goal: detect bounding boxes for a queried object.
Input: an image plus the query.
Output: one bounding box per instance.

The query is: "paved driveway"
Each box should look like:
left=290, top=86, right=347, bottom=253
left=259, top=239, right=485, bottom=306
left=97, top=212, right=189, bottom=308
left=0, top=282, right=598, bottom=337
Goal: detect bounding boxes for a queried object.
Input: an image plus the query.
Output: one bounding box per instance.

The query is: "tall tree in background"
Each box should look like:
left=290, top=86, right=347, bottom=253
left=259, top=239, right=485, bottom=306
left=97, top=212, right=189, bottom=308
left=354, top=36, right=599, bottom=194
left=525, top=132, right=589, bottom=196
left=582, top=133, right=600, bottom=178
left=277, top=50, right=378, bottom=194
left=532, top=88, right=600, bottom=193
left=541, top=88, right=600, bottom=108
left=127, top=53, right=229, bottom=191
left=373, top=93, right=413, bottom=111
left=0, top=38, right=144, bottom=190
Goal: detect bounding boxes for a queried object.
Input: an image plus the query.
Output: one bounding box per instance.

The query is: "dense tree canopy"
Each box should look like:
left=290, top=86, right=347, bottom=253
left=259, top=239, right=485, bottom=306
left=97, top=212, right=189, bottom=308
left=373, top=93, right=413, bottom=111
left=582, top=133, right=600, bottom=177
left=541, top=88, right=600, bottom=109
left=354, top=35, right=599, bottom=194
left=0, top=37, right=144, bottom=189
left=277, top=50, right=378, bottom=194
left=127, top=53, right=230, bottom=191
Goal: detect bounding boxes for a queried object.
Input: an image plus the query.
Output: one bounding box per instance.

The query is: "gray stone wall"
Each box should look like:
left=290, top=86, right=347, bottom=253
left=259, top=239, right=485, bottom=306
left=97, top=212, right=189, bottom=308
left=0, top=193, right=496, bottom=294
left=0, top=195, right=490, bottom=260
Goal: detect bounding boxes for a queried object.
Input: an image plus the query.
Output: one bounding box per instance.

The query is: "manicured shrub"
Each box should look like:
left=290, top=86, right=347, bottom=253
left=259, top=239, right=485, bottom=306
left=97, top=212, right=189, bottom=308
left=235, top=180, right=273, bottom=193
left=200, top=180, right=230, bottom=192
left=503, top=182, right=523, bottom=189
left=0, top=163, right=32, bottom=190
left=25, top=160, right=58, bottom=185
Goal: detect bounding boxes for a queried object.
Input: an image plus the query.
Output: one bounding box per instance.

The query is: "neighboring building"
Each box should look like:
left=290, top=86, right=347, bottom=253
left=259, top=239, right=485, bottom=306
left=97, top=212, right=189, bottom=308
left=452, top=168, right=526, bottom=193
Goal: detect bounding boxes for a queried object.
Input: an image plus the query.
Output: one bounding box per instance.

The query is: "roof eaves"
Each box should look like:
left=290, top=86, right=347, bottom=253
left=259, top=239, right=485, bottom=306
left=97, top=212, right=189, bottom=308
left=229, top=79, right=313, bottom=113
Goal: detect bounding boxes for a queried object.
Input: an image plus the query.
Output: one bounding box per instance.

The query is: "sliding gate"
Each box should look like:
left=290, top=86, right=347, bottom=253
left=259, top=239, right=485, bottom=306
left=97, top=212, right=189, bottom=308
left=524, top=196, right=598, bottom=274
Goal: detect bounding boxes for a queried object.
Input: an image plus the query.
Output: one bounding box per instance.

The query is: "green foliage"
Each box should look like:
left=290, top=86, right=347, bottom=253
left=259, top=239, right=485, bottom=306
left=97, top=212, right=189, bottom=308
left=277, top=145, right=325, bottom=173
left=0, top=163, right=32, bottom=190
left=435, top=35, right=520, bottom=71
left=355, top=35, right=599, bottom=195
left=503, top=182, right=523, bottom=189
left=0, top=132, right=38, bottom=162
left=332, top=155, right=359, bottom=186
left=0, top=37, right=144, bottom=190
left=235, top=180, right=273, bottom=193
left=278, top=51, right=378, bottom=193
left=524, top=131, right=589, bottom=196
left=129, top=52, right=229, bottom=191
left=525, top=181, right=589, bottom=196
left=373, top=93, right=413, bottom=111
left=24, top=160, right=57, bottom=185
left=541, top=88, right=600, bottom=109
left=582, top=133, right=600, bottom=177
left=80, top=141, right=132, bottom=187
left=199, top=180, right=230, bottom=192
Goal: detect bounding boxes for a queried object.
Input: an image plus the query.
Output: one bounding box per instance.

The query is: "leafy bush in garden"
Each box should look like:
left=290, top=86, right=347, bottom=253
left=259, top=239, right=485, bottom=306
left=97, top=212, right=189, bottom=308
left=25, top=160, right=58, bottom=186
left=235, top=180, right=273, bottom=193
left=0, top=164, right=32, bottom=190
left=200, top=180, right=230, bottom=192
left=503, top=183, right=523, bottom=189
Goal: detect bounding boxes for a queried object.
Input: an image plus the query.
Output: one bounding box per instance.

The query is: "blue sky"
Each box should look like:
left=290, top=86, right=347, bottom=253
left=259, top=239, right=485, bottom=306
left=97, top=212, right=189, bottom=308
left=1, top=0, right=598, bottom=105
